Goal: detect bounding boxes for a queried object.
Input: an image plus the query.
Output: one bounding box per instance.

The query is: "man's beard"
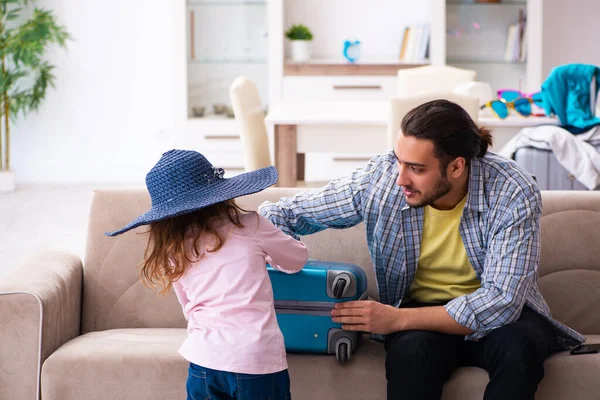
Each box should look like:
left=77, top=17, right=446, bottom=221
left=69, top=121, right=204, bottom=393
left=407, top=173, right=452, bottom=208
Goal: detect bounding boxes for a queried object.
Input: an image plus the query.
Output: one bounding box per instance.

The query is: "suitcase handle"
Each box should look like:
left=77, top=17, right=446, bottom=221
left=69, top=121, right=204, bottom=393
left=332, top=273, right=352, bottom=298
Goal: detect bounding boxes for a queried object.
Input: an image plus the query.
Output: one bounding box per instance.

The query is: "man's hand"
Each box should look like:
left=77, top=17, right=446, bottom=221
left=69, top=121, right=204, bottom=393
left=331, top=300, right=402, bottom=335
left=331, top=301, right=474, bottom=336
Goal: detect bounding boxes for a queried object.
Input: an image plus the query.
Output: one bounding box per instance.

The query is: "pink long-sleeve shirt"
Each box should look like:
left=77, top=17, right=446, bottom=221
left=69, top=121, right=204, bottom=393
left=173, top=212, right=309, bottom=374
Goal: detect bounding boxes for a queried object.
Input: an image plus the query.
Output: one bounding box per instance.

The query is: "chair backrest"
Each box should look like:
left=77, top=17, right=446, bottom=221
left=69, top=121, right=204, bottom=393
left=387, top=92, right=480, bottom=148
left=397, top=65, right=476, bottom=95
left=229, top=76, right=272, bottom=171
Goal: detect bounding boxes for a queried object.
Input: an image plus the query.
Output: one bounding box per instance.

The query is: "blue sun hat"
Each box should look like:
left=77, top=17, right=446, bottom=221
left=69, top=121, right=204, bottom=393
left=105, top=149, right=278, bottom=236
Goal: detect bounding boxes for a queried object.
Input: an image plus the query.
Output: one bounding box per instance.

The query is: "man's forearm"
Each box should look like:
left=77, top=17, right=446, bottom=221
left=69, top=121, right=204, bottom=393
left=398, top=306, right=474, bottom=336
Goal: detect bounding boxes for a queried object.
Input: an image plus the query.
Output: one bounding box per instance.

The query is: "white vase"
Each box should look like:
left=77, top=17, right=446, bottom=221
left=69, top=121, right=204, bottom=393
left=0, top=171, right=15, bottom=193
left=291, top=40, right=311, bottom=63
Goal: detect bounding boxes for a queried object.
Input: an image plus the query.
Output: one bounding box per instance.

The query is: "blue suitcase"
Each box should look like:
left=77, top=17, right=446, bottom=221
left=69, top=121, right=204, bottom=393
left=267, top=260, right=368, bottom=364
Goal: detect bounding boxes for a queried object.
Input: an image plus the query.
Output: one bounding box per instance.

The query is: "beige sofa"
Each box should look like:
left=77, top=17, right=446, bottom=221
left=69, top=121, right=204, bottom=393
left=2, top=188, right=600, bottom=400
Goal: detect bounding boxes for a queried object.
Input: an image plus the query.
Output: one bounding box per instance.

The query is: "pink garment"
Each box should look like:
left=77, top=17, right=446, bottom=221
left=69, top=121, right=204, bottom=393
left=173, top=212, right=308, bottom=374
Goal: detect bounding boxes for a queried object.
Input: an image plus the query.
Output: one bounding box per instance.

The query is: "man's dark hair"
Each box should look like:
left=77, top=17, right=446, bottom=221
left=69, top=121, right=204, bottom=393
left=400, top=99, right=493, bottom=169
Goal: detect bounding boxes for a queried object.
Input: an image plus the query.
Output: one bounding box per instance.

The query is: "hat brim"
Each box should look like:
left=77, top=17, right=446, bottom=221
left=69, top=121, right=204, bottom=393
left=105, top=165, right=278, bottom=236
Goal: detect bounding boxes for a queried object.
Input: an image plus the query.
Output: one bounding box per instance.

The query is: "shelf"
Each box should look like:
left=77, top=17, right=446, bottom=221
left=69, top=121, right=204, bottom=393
left=187, top=0, right=265, bottom=6
left=284, top=60, right=429, bottom=76
left=189, top=115, right=236, bottom=121
left=285, top=58, right=428, bottom=66
left=188, top=58, right=267, bottom=65
left=447, top=59, right=525, bottom=64
left=447, top=1, right=526, bottom=5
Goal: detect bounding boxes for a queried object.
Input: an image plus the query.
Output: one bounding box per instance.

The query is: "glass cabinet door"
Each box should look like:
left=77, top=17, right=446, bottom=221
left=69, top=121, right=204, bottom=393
left=445, top=0, right=528, bottom=92
left=186, top=0, right=269, bottom=119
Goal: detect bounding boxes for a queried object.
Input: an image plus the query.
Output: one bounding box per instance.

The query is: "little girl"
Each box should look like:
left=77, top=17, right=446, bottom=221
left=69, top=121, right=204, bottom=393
left=106, top=149, right=308, bottom=400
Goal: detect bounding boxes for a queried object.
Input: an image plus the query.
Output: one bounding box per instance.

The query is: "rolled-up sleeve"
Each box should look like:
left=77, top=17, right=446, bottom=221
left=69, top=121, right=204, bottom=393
left=445, top=187, right=542, bottom=341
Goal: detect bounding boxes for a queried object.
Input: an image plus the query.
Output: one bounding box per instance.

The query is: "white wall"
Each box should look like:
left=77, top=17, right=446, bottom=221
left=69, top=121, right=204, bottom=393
left=12, top=0, right=179, bottom=184
left=542, top=0, right=600, bottom=79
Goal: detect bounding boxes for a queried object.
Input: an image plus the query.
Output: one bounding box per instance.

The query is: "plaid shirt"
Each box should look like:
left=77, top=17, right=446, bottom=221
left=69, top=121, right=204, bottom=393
left=259, top=151, right=584, bottom=349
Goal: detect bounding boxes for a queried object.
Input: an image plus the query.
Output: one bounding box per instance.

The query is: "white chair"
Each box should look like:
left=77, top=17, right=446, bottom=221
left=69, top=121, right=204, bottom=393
left=387, top=92, right=480, bottom=148
left=229, top=76, right=272, bottom=172
left=397, top=65, right=476, bottom=95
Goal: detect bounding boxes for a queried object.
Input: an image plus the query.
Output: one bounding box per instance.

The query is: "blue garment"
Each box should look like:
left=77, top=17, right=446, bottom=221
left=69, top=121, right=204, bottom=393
left=258, top=151, right=584, bottom=349
left=541, top=63, right=600, bottom=134
left=186, top=363, right=291, bottom=400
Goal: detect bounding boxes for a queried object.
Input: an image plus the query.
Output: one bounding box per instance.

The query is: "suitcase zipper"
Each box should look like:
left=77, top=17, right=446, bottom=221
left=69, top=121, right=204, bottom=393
left=274, top=301, right=337, bottom=316
left=274, top=303, right=335, bottom=312
left=274, top=291, right=369, bottom=314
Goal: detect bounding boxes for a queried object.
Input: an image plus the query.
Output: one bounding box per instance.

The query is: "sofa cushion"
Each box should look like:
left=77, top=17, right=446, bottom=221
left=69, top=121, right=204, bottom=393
left=41, top=329, right=600, bottom=400
left=83, top=190, right=186, bottom=333
left=40, top=328, right=386, bottom=400
left=41, top=329, right=188, bottom=400
left=443, top=335, right=600, bottom=400
left=537, top=194, right=600, bottom=334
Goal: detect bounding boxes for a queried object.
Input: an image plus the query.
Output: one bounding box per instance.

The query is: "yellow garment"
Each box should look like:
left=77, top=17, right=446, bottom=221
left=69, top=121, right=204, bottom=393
left=408, top=195, right=481, bottom=303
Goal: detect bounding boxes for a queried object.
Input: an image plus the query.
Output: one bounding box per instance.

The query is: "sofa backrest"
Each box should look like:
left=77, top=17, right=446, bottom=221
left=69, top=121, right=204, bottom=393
left=83, top=188, right=600, bottom=335
left=82, top=187, right=373, bottom=333
left=536, top=191, right=600, bottom=334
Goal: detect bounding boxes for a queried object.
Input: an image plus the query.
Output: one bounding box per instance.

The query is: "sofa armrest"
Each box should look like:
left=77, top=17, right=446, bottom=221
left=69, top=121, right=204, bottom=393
left=0, top=250, right=83, bottom=400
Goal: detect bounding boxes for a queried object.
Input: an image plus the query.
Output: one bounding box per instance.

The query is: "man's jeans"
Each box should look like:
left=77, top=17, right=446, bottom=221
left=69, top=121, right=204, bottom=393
left=385, top=305, right=557, bottom=400
left=186, top=363, right=291, bottom=400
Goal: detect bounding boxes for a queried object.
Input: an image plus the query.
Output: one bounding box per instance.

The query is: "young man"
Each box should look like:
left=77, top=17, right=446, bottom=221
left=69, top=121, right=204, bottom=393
left=259, top=100, right=584, bottom=400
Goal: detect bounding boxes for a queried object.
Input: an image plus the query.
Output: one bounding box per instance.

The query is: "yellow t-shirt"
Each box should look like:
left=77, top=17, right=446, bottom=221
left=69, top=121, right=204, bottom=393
left=408, top=195, right=481, bottom=304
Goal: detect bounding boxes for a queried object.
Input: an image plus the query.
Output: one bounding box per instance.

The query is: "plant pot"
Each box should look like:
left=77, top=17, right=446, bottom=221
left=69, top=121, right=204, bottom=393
left=0, top=171, right=15, bottom=193
left=291, top=40, right=311, bottom=63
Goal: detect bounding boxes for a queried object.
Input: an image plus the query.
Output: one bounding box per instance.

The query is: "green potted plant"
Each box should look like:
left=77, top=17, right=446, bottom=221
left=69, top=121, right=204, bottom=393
left=285, top=24, right=313, bottom=63
left=0, top=0, right=70, bottom=193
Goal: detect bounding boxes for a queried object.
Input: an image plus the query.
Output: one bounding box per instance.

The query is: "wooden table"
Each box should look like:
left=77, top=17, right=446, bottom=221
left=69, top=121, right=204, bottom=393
left=265, top=101, right=558, bottom=187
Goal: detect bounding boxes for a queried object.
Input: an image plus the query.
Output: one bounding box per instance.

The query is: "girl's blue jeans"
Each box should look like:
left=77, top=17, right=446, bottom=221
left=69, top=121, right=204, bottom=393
left=186, top=363, right=291, bottom=400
